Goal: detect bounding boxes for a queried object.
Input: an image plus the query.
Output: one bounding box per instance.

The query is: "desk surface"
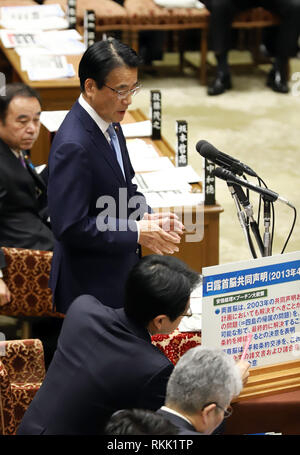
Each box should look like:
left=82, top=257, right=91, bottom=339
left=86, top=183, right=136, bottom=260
left=0, top=44, right=81, bottom=89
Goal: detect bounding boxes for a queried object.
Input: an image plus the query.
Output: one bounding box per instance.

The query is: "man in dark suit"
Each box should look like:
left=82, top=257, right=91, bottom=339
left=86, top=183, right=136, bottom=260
left=0, top=84, right=57, bottom=367
left=48, top=38, right=183, bottom=315
left=0, top=84, right=54, bottom=250
left=157, top=346, right=250, bottom=435
left=17, top=255, right=200, bottom=435
left=203, top=0, right=300, bottom=95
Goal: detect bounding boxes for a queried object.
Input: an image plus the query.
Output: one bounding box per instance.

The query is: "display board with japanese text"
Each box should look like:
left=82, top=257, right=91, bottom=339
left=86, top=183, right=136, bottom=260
left=202, top=251, right=300, bottom=368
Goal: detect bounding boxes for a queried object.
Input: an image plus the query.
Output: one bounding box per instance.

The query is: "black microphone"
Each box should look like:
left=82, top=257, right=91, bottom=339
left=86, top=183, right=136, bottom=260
left=214, top=167, right=294, bottom=208
left=196, top=140, right=257, bottom=177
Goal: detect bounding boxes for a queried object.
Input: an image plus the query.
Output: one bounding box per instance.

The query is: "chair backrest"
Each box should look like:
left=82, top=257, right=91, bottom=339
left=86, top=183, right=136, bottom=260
left=0, top=247, right=64, bottom=318
left=0, top=360, right=17, bottom=435
left=0, top=339, right=46, bottom=383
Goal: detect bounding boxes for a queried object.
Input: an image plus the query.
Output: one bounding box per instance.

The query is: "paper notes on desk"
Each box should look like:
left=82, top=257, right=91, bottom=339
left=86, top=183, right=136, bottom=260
left=40, top=111, right=69, bottom=133
left=0, top=4, right=68, bottom=31
left=122, top=120, right=152, bottom=138
left=128, top=138, right=203, bottom=208
left=21, top=55, right=75, bottom=81
left=178, top=280, right=203, bottom=332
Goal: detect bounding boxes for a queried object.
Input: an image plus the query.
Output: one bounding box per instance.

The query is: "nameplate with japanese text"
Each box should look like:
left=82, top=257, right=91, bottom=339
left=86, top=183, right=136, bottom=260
left=150, top=90, right=161, bottom=140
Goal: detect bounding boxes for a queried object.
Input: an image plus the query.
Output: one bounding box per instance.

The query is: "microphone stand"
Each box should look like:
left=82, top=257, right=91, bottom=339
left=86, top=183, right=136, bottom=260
left=263, top=198, right=272, bottom=256
left=227, top=183, right=257, bottom=259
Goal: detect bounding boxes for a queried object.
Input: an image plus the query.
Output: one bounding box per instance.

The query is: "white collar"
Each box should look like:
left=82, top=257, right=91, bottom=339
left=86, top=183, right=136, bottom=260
left=78, top=94, right=110, bottom=137
left=160, top=406, right=194, bottom=426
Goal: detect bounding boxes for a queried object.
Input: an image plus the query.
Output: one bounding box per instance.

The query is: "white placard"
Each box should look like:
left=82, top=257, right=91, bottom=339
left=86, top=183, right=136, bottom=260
left=202, top=251, right=300, bottom=368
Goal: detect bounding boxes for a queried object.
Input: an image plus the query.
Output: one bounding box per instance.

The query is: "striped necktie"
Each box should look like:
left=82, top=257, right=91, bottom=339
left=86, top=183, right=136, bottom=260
left=18, top=151, right=27, bottom=168
left=107, top=124, right=125, bottom=179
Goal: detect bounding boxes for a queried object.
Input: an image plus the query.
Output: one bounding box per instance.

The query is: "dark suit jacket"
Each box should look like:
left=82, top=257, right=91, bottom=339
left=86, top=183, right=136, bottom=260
left=0, top=139, right=54, bottom=251
left=157, top=409, right=201, bottom=435
left=48, top=100, right=149, bottom=313
left=17, top=294, right=174, bottom=435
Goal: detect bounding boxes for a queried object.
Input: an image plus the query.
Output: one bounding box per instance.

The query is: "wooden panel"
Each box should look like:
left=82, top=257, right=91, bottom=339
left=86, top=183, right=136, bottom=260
left=235, top=359, right=300, bottom=401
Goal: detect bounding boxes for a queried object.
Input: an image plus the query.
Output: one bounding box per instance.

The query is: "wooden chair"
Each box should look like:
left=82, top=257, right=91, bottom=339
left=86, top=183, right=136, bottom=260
left=200, top=7, right=280, bottom=85
left=0, top=247, right=64, bottom=338
left=0, top=339, right=45, bottom=435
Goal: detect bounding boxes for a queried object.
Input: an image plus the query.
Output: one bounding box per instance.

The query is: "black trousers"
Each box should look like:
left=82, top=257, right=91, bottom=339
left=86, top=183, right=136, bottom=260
left=203, top=0, right=300, bottom=58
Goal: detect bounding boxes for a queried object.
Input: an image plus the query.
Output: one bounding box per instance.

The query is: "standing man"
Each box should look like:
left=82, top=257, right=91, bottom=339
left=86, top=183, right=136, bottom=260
left=0, top=84, right=54, bottom=251
left=48, top=38, right=183, bottom=314
left=203, top=0, right=300, bottom=95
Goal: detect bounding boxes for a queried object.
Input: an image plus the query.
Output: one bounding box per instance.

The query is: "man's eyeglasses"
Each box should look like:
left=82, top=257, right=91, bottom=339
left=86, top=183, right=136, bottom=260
left=103, top=83, right=142, bottom=100
left=181, top=306, right=193, bottom=318
left=203, top=402, right=233, bottom=418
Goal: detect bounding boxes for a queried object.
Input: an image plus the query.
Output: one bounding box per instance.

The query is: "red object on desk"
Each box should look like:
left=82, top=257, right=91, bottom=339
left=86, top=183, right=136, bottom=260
left=151, top=330, right=202, bottom=365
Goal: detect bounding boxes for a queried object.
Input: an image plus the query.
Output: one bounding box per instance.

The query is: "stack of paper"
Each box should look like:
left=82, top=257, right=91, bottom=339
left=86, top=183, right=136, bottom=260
left=0, top=4, right=68, bottom=30
left=40, top=110, right=69, bottom=132
left=122, top=120, right=152, bottom=138
left=178, top=279, right=203, bottom=332
left=22, top=55, right=75, bottom=81
left=127, top=138, right=174, bottom=172
left=143, top=190, right=204, bottom=208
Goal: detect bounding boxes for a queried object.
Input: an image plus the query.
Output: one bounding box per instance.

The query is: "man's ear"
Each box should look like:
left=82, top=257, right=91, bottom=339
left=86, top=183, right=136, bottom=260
left=201, top=403, right=217, bottom=424
left=148, top=314, right=168, bottom=335
left=84, top=78, right=96, bottom=98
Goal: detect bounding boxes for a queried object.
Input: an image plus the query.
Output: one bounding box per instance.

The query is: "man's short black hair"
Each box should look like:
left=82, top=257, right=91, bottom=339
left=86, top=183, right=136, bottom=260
left=105, top=408, right=179, bottom=435
left=78, top=38, right=141, bottom=91
left=124, top=255, right=200, bottom=326
left=0, top=83, right=41, bottom=124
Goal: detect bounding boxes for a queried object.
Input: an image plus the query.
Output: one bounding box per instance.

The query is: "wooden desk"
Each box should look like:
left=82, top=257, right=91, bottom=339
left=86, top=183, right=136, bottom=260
left=0, top=42, right=81, bottom=164
left=124, top=109, right=223, bottom=272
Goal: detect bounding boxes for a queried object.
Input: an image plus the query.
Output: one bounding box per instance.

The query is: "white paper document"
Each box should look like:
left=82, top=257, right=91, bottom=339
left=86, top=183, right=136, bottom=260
left=122, top=120, right=152, bottom=138
left=0, top=4, right=68, bottom=30
left=40, top=110, right=69, bottom=132
left=23, top=55, right=75, bottom=80
left=133, top=165, right=202, bottom=193
left=178, top=280, right=203, bottom=332
left=0, top=30, right=37, bottom=48
left=143, top=190, right=203, bottom=208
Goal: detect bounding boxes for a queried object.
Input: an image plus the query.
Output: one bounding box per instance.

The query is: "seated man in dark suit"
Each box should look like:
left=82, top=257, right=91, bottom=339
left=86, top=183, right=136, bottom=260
left=104, top=408, right=179, bottom=435
left=0, top=84, right=59, bottom=366
left=157, top=346, right=250, bottom=434
left=17, top=255, right=200, bottom=435
left=0, top=83, right=54, bottom=251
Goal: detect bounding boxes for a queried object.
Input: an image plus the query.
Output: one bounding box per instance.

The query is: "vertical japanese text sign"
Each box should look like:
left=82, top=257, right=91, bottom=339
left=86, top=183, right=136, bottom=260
left=67, top=0, right=77, bottom=29
left=202, top=251, right=300, bottom=368
left=176, top=120, right=188, bottom=167
left=150, top=90, right=161, bottom=140
left=204, top=159, right=215, bottom=205
left=84, top=10, right=95, bottom=48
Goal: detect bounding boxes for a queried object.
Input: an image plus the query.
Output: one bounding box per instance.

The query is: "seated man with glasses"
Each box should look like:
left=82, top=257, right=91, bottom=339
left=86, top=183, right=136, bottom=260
left=47, top=37, right=184, bottom=315
left=157, top=346, right=250, bottom=435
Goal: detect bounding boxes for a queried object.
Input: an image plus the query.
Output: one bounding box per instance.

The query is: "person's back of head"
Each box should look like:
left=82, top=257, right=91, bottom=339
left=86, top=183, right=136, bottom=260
left=78, top=37, right=142, bottom=92
left=105, top=408, right=178, bottom=435
left=165, top=346, right=243, bottom=433
left=124, top=254, right=200, bottom=328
